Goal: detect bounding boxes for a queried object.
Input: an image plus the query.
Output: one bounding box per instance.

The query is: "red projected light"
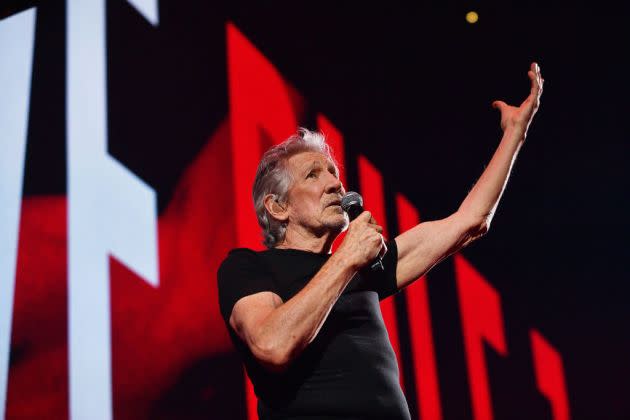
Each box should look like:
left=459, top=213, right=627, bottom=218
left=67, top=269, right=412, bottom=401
left=455, top=254, right=507, bottom=420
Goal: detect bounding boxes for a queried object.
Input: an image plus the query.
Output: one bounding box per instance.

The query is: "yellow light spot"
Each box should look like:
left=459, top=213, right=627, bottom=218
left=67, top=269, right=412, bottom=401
left=466, top=11, right=479, bottom=24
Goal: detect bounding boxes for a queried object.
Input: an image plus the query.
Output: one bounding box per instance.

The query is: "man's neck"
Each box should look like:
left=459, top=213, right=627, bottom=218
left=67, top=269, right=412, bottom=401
left=275, top=224, right=338, bottom=254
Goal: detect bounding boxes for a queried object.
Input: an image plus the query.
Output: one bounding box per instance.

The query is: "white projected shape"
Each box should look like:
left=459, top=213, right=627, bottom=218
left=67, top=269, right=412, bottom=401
left=0, top=8, right=36, bottom=420
left=67, top=0, right=159, bottom=419
left=126, top=0, right=159, bottom=26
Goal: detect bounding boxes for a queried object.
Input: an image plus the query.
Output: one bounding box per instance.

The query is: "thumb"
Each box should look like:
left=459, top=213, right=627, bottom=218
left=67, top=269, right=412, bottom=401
left=492, top=100, right=507, bottom=110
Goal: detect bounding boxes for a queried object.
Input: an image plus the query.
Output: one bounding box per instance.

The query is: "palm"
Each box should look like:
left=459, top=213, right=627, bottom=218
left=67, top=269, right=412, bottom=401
left=493, top=63, right=544, bottom=133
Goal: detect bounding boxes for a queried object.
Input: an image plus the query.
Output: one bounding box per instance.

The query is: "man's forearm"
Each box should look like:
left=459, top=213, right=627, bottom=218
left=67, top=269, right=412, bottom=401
left=457, top=125, right=526, bottom=229
left=254, top=252, right=357, bottom=369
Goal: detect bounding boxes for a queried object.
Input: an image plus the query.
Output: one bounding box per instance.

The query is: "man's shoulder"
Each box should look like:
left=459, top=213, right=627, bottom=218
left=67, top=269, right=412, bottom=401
left=216, top=248, right=272, bottom=291
left=226, top=247, right=259, bottom=257
left=219, top=247, right=262, bottom=268
left=216, top=248, right=276, bottom=323
left=218, top=247, right=277, bottom=275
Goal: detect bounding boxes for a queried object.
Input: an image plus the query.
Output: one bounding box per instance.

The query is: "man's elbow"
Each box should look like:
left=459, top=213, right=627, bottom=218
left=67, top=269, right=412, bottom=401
left=473, top=219, right=490, bottom=237
left=457, top=212, right=490, bottom=244
left=250, top=337, right=294, bottom=373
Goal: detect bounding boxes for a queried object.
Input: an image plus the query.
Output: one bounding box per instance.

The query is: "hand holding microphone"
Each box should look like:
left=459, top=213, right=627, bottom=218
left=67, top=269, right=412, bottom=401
left=340, top=192, right=387, bottom=271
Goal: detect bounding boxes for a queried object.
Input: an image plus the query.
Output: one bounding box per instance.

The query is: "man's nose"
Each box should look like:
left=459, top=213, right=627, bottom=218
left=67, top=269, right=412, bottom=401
left=325, top=174, right=343, bottom=194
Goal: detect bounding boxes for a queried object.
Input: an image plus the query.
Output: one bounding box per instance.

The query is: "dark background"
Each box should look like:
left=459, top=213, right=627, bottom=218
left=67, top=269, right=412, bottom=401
left=3, top=1, right=629, bottom=419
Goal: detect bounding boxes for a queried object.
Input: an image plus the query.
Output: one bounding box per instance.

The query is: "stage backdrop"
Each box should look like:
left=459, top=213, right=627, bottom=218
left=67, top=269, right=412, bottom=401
left=1, top=1, right=628, bottom=419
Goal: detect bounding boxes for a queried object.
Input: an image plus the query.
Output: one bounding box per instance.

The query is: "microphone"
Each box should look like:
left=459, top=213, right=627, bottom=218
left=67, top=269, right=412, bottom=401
left=340, top=192, right=386, bottom=271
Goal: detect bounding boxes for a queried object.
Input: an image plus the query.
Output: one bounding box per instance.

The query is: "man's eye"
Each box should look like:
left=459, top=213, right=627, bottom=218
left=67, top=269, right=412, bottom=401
left=307, top=171, right=317, bottom=178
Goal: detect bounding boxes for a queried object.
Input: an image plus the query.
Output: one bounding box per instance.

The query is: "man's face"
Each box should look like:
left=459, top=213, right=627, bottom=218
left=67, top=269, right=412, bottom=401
left=284, top=151, right=348, bottom=236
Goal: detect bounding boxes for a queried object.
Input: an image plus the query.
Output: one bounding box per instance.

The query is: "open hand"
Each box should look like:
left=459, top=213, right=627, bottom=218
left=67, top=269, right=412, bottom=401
left=492, top=62, right=544, bottom=135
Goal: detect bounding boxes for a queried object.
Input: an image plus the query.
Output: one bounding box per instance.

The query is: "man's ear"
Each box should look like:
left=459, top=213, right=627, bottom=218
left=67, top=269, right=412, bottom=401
left=263, top=194, right=289, bottom=223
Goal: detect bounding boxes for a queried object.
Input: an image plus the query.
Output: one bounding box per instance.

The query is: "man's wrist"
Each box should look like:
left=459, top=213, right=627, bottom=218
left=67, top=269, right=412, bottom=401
left=329, top=249, right=360, bottom=275
left=504, top=123, right=528, bottom=142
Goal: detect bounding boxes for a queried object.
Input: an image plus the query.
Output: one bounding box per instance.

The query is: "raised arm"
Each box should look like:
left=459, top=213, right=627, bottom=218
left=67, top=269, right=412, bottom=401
left=395, top=62, right=544, bottom=288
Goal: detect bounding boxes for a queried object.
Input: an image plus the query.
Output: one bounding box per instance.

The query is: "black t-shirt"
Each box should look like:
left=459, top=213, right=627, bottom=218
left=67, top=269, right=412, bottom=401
left=217, top=240, right=410, bottom=420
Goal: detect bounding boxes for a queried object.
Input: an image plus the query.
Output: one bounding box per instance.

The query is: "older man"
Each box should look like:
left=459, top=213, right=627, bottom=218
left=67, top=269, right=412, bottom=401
left=218, top=63, right=543, bottom=419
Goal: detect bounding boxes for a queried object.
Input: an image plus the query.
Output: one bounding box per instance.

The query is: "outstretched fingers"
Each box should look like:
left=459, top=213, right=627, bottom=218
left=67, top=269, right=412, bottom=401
left=529, top=62, right=543, bottom=98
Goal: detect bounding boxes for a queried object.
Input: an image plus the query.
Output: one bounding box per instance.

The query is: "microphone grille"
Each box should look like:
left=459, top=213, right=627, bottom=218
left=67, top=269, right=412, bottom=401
left=341, top=191, right=363, bottom=212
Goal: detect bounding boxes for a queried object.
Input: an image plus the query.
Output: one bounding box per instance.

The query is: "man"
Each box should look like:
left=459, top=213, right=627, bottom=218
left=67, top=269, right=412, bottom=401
left=218, top=63, right=544, bottom=419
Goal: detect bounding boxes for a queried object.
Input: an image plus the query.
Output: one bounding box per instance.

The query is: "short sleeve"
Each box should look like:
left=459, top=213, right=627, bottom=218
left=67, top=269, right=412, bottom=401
left=361, top=239, right=400, bottom=300
left=217, top=248, right=276, bottom=324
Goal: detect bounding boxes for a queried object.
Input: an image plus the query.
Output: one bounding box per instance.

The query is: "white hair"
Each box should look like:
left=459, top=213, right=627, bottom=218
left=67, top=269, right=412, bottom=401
left=252, top=127, right=339, bottom=248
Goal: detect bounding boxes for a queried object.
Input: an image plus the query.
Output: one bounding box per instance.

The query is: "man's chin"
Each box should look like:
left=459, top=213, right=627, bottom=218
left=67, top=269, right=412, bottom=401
left=324, top=214, right=349, bottom=232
